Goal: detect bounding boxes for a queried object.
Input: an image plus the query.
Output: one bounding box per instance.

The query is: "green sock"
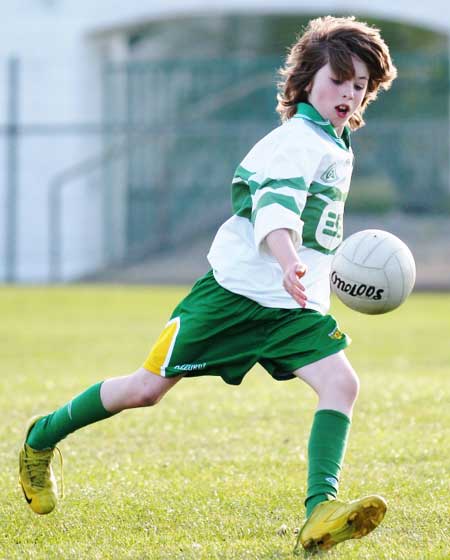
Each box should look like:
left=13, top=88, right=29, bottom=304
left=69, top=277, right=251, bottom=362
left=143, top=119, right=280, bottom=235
left=305, top=409, right=351, bottom=518
left=27, top=382, right=114, bottom=450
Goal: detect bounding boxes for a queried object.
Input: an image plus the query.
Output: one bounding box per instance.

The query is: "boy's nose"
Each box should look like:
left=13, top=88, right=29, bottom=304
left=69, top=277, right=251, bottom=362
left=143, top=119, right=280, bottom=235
left=342, top=86, right=354, bottom=99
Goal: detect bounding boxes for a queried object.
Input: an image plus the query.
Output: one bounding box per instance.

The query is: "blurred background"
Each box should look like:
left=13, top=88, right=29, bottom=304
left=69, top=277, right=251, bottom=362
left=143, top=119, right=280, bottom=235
left=0, top=1, right=449, bottom=288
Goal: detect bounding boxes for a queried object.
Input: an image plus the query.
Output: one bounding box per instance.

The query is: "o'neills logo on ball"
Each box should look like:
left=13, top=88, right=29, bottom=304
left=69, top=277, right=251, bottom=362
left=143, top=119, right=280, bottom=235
left=331, top=271, right=384, bottom=300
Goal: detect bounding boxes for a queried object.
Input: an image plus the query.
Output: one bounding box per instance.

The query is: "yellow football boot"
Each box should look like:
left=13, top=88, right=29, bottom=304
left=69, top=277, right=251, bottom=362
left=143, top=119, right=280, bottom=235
left=295, top=495, right=387, bottom=553
left=19, top=415, right=62, bottom=515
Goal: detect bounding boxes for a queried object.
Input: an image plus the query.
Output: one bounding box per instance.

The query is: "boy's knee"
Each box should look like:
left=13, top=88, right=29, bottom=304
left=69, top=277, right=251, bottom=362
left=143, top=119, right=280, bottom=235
left=130, top=370, right=169, bottom=407
left=136, top=388, right=163, bottom=407
left=136, top=380, right=165, bottom=407
left=334, top=365, right=360, bottom=402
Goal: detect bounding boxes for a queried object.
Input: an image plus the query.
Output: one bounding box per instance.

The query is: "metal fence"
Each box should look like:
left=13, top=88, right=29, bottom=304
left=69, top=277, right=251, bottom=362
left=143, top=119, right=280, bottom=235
left=1, top=51, right=449, bottom=283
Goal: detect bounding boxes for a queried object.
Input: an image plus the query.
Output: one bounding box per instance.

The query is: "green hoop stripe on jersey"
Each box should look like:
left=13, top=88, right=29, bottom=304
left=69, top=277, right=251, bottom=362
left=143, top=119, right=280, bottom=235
left=233, top=189, right=253, bottom=219
left=249, top=176, right=308, bottom=195
left=309, top=181, right=348, bottom=203
left=234, top=165, right=308, bottom=193
left=251, top=192, right=300, bottom=223
left=232, top=163, right=309, bottom=220
left=233, top=165, right=254, bottom=218
left=143, top=271, right=350, bottom=385
left=234, top=165, right=254, bottom=182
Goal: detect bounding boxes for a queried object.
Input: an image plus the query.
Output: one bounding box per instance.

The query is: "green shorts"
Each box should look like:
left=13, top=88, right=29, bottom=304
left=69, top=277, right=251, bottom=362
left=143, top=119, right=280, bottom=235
left=143, top=270, right=350, bottom=385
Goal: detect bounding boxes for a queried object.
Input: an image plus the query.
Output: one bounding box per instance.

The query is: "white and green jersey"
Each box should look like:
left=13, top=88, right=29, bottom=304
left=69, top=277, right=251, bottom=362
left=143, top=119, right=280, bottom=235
left=207, top=103, right=354, bottom=314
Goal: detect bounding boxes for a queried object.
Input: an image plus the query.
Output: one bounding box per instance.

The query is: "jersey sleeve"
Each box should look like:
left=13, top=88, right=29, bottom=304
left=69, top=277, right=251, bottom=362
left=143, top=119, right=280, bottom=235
left=249, top=132, right=322, bottom=256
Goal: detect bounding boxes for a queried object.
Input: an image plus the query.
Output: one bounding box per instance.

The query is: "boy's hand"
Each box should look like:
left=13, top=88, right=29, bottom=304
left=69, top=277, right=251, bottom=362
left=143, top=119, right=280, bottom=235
left=283, top=263, right=307, bottom=307
left=265, top=229, right=308, bottom=307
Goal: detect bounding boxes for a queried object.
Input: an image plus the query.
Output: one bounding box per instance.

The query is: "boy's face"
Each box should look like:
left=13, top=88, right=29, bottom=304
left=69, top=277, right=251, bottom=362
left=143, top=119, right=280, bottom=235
left=306, top=56, right=369, bottom=136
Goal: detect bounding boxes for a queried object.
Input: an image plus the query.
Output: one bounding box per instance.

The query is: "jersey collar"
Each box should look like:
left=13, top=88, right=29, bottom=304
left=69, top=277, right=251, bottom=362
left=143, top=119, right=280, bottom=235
left=293, top=103, right=351, bottom=151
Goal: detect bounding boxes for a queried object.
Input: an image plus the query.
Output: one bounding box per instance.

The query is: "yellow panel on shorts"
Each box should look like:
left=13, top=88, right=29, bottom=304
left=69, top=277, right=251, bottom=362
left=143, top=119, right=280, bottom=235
left=143, top=317, right=180, bottom=375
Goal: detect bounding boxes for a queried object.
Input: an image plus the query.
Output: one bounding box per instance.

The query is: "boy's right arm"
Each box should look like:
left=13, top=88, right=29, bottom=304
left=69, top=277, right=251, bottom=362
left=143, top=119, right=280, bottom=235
left=265, top=228, right=307, bottom=307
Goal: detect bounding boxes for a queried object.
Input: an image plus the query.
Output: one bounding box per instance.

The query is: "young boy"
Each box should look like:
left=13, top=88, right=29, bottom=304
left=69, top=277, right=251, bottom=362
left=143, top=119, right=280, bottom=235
left=19, top=16, right=397, bottom=552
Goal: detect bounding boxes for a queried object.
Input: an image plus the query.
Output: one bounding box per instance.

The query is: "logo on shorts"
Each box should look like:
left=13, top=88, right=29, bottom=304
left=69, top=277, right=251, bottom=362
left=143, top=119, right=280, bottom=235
left=328, top=327, right=345, bottom=340
left=173, top=362, right=207, bottom=371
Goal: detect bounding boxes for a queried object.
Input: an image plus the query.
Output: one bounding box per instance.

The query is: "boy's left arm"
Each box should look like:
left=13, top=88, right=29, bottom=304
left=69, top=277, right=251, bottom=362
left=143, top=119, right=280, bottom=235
left=265, top=228, right=307, bottom=307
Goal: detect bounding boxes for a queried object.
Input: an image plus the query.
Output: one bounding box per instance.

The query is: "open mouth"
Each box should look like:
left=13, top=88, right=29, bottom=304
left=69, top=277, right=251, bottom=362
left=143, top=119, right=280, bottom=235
left=335, top=104, right=350, bottom=118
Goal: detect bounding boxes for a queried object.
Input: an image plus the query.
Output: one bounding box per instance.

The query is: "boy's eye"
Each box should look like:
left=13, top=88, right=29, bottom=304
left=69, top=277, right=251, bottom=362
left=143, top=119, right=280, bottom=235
left=331, top=78, right=365, bottom=91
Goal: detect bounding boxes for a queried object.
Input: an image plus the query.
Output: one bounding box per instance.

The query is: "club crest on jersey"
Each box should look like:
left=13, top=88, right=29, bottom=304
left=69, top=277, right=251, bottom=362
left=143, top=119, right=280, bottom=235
left=328, top=327, right=345, bottom=340
left=320, top=163, right=338, bottom=184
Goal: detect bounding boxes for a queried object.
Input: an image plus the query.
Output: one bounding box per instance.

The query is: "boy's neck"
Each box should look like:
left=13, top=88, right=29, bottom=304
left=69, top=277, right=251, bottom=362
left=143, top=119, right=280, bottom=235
left=294, top=103, right=351, bottom=150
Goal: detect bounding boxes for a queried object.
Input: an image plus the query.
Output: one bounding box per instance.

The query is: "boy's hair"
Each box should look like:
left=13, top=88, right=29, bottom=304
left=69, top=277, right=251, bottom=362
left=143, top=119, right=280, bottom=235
left=276, top=16, right=397, bottom=129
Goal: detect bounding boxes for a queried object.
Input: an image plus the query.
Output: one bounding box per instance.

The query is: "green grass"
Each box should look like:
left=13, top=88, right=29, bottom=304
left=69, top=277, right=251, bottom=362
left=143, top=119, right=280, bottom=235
left=0, top=287, right=449, bottom=559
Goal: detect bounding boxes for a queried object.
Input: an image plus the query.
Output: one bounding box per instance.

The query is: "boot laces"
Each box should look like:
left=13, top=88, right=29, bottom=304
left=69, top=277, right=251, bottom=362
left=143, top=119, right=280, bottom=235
left=24, top=446, right=64, bottom=498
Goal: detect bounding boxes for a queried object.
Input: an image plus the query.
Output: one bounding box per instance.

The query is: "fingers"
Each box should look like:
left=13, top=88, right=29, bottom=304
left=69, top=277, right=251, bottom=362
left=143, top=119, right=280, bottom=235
left=284, top=264, right=307, bottom=307
left=291, top=282, right=307, bottom=307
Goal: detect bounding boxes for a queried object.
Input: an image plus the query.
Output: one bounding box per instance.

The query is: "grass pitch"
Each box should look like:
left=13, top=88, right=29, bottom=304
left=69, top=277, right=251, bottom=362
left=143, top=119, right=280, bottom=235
left=0, top=286, right=449, bottom=559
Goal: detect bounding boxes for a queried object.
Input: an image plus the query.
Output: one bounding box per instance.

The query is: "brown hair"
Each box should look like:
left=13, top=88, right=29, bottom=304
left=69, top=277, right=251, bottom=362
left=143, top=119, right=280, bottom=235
left=276, top=16, right=397, bottom=129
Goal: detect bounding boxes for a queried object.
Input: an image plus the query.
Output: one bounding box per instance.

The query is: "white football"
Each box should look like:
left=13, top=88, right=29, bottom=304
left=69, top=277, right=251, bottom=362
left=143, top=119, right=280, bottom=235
left=330, top=229, right=416, bottom=314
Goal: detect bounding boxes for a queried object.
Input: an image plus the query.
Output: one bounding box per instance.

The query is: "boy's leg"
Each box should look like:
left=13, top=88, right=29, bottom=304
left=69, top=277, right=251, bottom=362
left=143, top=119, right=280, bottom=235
left=26, top=368, right=180, bottom=450
left=295, top=351, right=359, bottom=516
left=20, top=368, right=180, bottom=514
left=293, top=351, right=386, bottom=551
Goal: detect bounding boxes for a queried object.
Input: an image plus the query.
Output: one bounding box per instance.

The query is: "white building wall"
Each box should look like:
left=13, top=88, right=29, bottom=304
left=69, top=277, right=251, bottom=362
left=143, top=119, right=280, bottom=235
left=0, top=3, right=107, bottom=282
left=0, top=60, right=8, bottom=281
left=0, top=0, right=449, bottom=282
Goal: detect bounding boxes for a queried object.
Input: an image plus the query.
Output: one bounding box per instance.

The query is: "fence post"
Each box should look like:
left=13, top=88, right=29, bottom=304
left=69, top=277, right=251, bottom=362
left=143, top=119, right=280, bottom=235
left=102, top=59, right=115, bottom=267
left=48, top=176, right=62, bottom=283
left=4, top=57, right=19, bottom=283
